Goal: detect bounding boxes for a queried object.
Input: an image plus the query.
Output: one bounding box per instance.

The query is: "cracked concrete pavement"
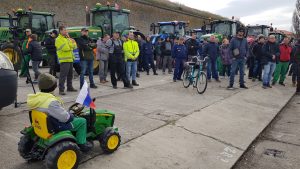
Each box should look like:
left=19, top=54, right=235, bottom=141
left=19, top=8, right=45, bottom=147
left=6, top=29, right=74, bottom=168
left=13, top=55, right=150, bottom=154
left=0, top=68, right=296, bottom=169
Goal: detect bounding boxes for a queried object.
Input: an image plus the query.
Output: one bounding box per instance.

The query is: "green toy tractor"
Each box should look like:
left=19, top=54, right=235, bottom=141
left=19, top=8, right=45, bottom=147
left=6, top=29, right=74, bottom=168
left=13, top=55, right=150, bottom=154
left=18, top=101, right=121, bottom=169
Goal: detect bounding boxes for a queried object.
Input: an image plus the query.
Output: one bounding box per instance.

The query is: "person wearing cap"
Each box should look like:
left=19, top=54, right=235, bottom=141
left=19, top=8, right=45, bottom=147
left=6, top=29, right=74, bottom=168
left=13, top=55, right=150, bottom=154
left=124, top=32, right=140, bottom=86
left=261, top=35, right=280, bottom=89
left=172, top=37, right=187, bottom=82
left=55, top=26, right=77, bottom=95
left=44, top=30, right=58, bottom=77
left=27, top=73, right=92, bottom=152
left=76, top=28, right=97, bottom=89
left=251, top=35, right=265, bottom=82
left=107, top=32, right=132, bottom=89
left=228, top=27, right=249, bottom=89
left=19, top=29, right=32, bottom=77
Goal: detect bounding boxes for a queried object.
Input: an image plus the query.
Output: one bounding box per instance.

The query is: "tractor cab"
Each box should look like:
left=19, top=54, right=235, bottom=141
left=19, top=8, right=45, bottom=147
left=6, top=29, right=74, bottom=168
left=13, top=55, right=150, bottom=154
left=246, top=25, right=270, bottom=43
left=14, top=8, right=55, bottom=40
left=192, top=29, right=205, bottom=40
left=90, top=3, right=130, bottom=36
left=206, top=19, right=244, bottom=39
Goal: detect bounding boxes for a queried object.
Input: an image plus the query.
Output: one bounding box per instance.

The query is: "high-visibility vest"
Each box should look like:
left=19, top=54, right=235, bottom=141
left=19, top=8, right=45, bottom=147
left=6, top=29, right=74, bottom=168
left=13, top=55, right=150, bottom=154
left=55, top=34, right=76, bottom=63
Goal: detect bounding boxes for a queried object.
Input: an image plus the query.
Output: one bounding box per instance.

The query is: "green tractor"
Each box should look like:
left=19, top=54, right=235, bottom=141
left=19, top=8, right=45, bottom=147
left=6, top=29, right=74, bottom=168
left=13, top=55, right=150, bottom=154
left=0, top=16, right=17, bottom=27
left=18, top=101, right=121, bottom=169
left=67, top=2, right=144, bottom=73
left=201, top=17, right=245, bottom=42
left=0, top=8, right=55, bottom=70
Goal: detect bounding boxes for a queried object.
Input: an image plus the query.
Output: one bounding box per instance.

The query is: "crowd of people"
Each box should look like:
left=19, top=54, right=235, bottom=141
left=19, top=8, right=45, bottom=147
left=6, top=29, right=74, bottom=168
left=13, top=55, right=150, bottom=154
left=19, top=26, right=300, bottom=95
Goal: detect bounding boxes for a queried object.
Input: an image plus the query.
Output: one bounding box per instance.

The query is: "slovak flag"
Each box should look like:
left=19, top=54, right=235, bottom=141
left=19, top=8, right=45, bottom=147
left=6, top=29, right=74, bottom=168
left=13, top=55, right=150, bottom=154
left=76, top=81, right=96, bottom=109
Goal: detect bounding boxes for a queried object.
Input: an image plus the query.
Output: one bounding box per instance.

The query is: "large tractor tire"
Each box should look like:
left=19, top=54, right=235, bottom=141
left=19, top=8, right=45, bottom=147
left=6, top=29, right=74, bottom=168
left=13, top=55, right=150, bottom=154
left=1, top=43, right=22, bottom=70
left=18, top=135, right=34, bottom=160
left=100, top=127, right=121, bottom=154
left=45, top=141, right=80, bottom=169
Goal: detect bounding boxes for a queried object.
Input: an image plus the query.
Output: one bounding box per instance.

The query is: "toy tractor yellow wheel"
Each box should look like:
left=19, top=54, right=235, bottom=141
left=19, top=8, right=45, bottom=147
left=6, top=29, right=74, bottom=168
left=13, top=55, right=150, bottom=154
left=100, top=128, right=121, bottom=154
left=1, top=43, right=22, bottom=70
left=45, top=141, right=79, bottom=169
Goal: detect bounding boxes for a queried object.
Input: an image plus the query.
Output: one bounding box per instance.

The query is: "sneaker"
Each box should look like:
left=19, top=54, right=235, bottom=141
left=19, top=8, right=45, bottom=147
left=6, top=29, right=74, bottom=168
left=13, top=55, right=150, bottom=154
left=59, top=91, right=66, bottom=95
left=279, top=82, right=285, bottom=86
left=113, top=85, right=117, bottom=89
left=177, top=78, right=183, bottom=81
left=227, top=85, right=234, bottom=90
left=67, top=88, right=78, bottom=92
left=240, top=85, right=248, bottom=89
left=90, top=84, right=98, bottom=89
left=78, top=142, right=93, bottom=152
left=154, top=72, right=158, bottom=75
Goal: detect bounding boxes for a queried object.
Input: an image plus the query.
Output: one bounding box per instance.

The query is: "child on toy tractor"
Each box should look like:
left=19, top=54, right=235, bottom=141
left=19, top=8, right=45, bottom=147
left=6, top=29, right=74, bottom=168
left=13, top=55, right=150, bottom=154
left=27, top=73, right=92, bottom=152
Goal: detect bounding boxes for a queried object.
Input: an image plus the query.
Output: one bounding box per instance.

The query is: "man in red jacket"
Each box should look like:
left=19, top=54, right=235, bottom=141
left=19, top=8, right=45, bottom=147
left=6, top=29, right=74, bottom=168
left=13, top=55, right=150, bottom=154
left=272, top=37, right=292, bottom=86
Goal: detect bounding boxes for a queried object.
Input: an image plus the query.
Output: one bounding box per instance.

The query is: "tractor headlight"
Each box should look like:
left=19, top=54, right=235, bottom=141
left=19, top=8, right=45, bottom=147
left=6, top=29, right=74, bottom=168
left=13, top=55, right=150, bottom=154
left=0, top=51, right=14, bottom=70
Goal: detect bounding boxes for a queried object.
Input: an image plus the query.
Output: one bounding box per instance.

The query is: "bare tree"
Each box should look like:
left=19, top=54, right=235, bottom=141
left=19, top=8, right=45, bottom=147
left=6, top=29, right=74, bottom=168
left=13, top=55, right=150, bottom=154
left=293, top=0, right=300, bottom=37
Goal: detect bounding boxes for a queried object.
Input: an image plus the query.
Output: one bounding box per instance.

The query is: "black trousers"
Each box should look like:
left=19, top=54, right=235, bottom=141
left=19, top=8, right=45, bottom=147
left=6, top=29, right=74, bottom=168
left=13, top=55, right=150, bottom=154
left=296, top=64, right=300, bottom=92
left=248, top=57, right=255, bottom=78
left=110, top=59, right=128, bottom=87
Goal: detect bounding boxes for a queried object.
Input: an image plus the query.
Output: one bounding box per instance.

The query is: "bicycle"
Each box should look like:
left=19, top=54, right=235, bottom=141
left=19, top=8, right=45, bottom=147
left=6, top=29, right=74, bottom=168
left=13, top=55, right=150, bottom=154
left=182, top=56, right=208, bottom=94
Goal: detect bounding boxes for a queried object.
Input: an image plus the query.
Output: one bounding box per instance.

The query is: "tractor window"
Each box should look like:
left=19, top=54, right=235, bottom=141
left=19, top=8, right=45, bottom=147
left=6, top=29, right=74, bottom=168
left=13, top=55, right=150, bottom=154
left=175, top=25, right=185, bottom=36
left=32, top=15, right=47, bottom=32
left=159, top=25, right=174, bottom=34
left=263, top=28, right=269, bottom=37
left=112, top=12, right=129, bottom=34
left=46, top=16, right=54, bottom=30
left=0, top=19, right=10, bottom=27
left=212, top=22, right=231, bottom=37
left=231, top=23, right=237, bottom=36
left=247, top=27, right=262, bottom=36
left=93, top=11, right=111, bottom=35
left=19, top=15, right=30, bottom=29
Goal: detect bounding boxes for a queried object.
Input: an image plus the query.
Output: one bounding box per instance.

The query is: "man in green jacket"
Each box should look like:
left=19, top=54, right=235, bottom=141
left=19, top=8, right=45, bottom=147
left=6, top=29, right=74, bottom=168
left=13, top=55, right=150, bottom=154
left=55, top=26, right=77, bottom=95
left=19, top=29, right=32, bottom=77
left=123, top=32, right=140, bottom=86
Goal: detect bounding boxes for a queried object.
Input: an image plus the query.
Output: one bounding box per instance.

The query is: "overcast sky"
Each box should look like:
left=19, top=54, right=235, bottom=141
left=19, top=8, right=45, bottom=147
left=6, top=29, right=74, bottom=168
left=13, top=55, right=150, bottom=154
left=169, top=0, right=296, bottom=31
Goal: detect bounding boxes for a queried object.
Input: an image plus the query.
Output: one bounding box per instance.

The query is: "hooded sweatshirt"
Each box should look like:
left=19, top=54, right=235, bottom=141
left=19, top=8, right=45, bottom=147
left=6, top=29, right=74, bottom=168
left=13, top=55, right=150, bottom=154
left=27, top=92, right=73, bottom=130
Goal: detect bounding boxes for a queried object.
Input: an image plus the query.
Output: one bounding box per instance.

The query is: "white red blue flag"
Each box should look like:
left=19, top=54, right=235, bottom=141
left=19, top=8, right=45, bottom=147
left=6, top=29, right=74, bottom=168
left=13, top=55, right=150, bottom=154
left=76, top=81, right=96, bottom=109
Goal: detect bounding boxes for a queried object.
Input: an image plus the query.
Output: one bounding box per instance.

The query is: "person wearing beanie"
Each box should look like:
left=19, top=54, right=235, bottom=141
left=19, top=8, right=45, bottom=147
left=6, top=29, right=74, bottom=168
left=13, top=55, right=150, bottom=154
left=27, top=73, right=92, bottom=152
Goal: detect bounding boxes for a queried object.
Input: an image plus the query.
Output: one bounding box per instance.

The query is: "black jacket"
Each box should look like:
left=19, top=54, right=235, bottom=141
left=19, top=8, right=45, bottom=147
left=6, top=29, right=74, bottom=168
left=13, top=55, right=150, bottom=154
left=252, top=42, right=264, bottom=61
left=262, top=42, right=280, bottom=65
left=44, top=37, right=56, bottom=56
left=26, top=40, right=43, bottom=61
left=186, top=38, right=199, bottom=56
left=76, top=35, right=96, bottom=61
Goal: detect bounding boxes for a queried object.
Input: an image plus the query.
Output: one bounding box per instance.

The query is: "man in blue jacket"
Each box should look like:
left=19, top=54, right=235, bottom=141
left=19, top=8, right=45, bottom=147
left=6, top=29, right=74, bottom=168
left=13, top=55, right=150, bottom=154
left=228, top=27, right=249, bottom=89
left=172, top=37, right=187, bottom=82
left=203, top=35, right=221, bottom=82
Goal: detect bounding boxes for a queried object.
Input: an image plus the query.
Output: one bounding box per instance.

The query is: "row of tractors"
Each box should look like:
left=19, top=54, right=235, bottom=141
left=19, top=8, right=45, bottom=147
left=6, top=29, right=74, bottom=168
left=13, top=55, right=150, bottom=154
left=0, top=3, right=289, bottom=72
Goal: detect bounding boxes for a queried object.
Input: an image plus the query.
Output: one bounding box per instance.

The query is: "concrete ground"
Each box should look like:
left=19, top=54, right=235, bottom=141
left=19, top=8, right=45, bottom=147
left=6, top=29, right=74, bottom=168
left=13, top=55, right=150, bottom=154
left=233, top=95, right=300, bottom=169
left=0, top=68, right=296, bottom=169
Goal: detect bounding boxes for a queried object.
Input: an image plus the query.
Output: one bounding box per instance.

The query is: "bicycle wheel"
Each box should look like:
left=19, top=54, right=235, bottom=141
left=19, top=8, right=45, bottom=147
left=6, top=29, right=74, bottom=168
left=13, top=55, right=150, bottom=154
left=196, top=72, right=207, bottom=94
left=183, top=68, right=191, bottom=88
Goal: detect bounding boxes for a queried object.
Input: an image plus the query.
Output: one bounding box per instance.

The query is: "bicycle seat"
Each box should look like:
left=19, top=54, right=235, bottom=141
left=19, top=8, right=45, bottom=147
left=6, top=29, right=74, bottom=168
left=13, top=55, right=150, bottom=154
left=186, top=62, right=196, bottom=66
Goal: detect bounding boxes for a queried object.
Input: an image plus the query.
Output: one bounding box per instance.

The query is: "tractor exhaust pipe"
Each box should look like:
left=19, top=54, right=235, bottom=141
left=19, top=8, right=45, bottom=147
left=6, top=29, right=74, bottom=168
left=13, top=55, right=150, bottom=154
left=86, top=6, right=90, bottom=26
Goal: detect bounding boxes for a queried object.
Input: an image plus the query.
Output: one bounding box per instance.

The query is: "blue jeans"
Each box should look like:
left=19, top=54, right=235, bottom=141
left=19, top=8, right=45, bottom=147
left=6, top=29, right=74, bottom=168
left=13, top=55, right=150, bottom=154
left=80, top=60, right=95, bottom=88
left=173, top=58, right=184, bottom=80
left=126, top=61, right=137, bottom=81
left=207, top=58, right=218, bottom=80
left=263, top=62, right=276, bottom=86
left=230, top=58, right=245, bottom=86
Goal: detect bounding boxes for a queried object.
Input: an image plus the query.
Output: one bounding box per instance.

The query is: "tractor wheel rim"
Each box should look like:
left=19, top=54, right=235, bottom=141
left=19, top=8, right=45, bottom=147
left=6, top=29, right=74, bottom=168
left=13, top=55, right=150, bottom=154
left=107, top=135, right=119, bottom=150
left=3, top=48, right=17, bottom=64
left=57, top=150, right=77, bottom=169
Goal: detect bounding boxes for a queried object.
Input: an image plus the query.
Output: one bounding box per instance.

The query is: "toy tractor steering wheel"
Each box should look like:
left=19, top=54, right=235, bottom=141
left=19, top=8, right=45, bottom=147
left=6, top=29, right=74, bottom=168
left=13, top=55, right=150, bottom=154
left=68, top=103, right=85, bottom=115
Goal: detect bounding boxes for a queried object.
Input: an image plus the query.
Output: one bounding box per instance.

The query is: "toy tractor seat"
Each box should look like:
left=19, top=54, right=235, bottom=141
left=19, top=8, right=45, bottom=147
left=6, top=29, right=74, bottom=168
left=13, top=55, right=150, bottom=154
left=29, top=110, right=56, bottom=140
